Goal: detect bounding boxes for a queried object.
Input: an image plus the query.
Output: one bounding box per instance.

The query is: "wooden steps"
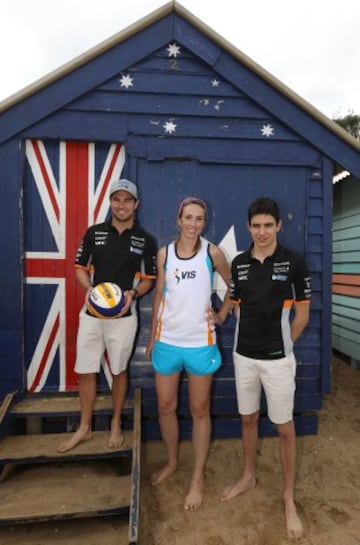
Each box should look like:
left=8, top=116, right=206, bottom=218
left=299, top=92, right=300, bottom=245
left=0, top=460, right=131, bottom=524
left=0, top=430, right=133, bottom=464
left=9, top=394, right=133, bottom=417
left=0, top=389, right=142, bottom=544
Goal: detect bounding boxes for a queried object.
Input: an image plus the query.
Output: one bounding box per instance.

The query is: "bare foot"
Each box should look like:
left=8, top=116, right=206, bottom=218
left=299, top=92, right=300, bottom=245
left=108, top=424, right=124, bottom=449
left=285, top=499, right=303, bottom=540
left=220, top=475, right=256, bottom=501
left=150, top=462, right=177, bottom=486
left=184, top=475, right=204, bottom=511
left=57, top=428, right=92, bottom=453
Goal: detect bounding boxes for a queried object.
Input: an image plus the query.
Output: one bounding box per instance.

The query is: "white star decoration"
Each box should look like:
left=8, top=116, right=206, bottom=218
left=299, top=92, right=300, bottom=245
left=261, top=124, right=274, bottom=137
left=119, top=74, right=134, bottom=88
left=167, top=43, right=181, bottom=57
left=163, top=121, right=177, bottom=134
left=211, top=79, right=220, bottom=87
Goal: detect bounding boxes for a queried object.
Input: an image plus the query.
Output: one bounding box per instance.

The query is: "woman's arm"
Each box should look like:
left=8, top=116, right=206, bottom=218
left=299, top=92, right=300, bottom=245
left=209, top=244, right=233, bottom=324
left=145, top=246, right=166, bottom=360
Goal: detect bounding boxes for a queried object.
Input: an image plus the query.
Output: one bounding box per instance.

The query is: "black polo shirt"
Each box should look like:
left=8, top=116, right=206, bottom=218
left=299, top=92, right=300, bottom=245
left=75, top=219, right=157, bottom=294
left=230, top=244, right=311, bottom=360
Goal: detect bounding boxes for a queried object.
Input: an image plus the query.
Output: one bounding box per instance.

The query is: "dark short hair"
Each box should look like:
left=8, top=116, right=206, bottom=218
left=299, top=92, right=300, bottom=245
left=247, top=197, right=280, bottom=224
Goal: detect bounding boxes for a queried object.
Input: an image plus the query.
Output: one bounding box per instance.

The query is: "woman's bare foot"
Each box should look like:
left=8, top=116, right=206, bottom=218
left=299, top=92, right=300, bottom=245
left=184, top=475, right=204, bottom=511
left=220, top=475, right=256, bottom=501
left=150, top=462, right=177, bottom=486
left=57, top=427, right=92, bottom=453
left=285, top=498, right=303, bottom=540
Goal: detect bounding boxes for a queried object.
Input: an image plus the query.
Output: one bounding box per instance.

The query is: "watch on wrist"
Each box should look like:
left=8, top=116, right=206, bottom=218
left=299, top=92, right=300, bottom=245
left=132, top=288, right=138, bottom=300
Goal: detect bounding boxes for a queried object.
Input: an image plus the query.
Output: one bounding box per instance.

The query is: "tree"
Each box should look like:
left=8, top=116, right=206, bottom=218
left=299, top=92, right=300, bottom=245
left=333, top=111, right=360, bottom=140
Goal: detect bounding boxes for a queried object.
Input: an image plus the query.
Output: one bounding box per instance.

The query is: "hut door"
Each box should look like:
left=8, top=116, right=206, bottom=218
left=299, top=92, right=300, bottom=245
left=23, top=139, right=125, bottom=393
left=136, top=159, right=307, bottom=253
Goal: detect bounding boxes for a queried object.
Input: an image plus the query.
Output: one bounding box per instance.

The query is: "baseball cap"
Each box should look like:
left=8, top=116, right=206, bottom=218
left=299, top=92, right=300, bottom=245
left=109, top=178, right=138, bottom=200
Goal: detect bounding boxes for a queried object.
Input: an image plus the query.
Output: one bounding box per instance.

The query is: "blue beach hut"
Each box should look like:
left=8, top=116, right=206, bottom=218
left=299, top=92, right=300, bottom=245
left=1, top=1, right=359, bottom=438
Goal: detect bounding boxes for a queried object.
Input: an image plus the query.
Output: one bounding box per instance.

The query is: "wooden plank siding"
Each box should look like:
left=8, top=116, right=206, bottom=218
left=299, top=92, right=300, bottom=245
left=2, top=5, right=360, bottom=437
left=332, top=175, right=360, bottom=366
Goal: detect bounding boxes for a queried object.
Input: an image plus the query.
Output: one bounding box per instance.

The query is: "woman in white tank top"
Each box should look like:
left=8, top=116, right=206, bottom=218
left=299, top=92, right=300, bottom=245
left=146, top=196, right=231, bottom=511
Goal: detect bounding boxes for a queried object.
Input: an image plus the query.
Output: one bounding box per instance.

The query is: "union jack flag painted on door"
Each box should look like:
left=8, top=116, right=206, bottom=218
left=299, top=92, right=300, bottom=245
left=24, top=139, right=125, bottom=392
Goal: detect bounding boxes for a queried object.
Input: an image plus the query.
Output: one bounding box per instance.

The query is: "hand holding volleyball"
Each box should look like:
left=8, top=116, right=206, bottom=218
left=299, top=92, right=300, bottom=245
left=87, top=282, right=125, bottom=318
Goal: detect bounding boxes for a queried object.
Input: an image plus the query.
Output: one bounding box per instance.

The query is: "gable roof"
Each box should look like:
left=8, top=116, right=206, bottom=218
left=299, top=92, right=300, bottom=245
left=1, top=1, right=359, bottom=176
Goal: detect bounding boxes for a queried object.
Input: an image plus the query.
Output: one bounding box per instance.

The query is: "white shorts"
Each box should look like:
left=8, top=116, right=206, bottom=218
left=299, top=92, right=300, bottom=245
left=233, top=352, right=296, bottom=425
left=75, top=309, right=138, bottom=375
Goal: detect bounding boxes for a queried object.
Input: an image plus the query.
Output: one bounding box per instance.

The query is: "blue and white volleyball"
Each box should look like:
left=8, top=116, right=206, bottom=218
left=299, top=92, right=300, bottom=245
left=87, top=282, right=125, bottom=318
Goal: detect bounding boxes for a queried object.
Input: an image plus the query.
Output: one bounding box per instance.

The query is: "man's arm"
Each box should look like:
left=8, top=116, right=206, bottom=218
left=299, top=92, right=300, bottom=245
left=291, top=302, right=310, bottom=342
left=75, top=267, right=93, bottom=293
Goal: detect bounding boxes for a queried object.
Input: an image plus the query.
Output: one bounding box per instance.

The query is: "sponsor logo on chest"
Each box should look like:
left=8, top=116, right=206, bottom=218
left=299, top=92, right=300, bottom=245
left=272, top=260, right=290, bottom=281
left=173, top=268, right=197, bottom=284
left=130, top=235, right=145, bottom=255
left=94, top=230, right=109, bottom=246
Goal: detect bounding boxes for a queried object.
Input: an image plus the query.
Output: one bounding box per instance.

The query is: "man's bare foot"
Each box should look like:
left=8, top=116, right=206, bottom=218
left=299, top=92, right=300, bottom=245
left=108, top=424, right=124, bottom=449
left=220, top=475, right=256, bottom=501
left=285, top=498, right=303, bottom=540
left=150, top=462, right=177, bottom=486
left=184, top=475, right=204, bottom=511
left=57, top=428, right=92, bottom=453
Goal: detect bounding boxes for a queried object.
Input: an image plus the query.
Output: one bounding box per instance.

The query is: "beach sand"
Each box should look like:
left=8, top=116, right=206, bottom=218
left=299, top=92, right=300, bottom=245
left=0, top=353, right=359, bottom=545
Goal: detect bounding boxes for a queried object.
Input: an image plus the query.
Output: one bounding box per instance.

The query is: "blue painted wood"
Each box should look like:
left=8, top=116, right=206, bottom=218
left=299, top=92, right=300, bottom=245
left=1, top=5, right=358, bottom=436
left=135, top=393, right=322, bottom=415
left=142, top=413, right=318, bottom=440
left=0, top=140, right=24, bottom=399
left=67, top=91, right=276, bottom=118
left=127, top=137, right=321, bottom=166
left=174, top=15, right=223, bottom=66
left=131, top=54, right=217, bottom=74
left=100, top=72, right=245, bottom=97
left=210, top=46, right=360, bottom=178
left=319, top=157, right=333, bottom=393
left=0, top=15, right=174, bottom=145
left=22, top=110, right=301, bottom=143
left=21, top=111, right=129, bottom=142
left=1, top=11, right=359, bottom=174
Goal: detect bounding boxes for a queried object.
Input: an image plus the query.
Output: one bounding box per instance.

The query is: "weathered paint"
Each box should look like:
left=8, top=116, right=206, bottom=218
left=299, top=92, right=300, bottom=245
left=0, top=4, right=359, bottom=436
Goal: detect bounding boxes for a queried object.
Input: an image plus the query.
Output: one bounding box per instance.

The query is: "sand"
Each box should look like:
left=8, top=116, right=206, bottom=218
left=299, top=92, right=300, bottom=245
left=0, top=353, right=359, bottom=545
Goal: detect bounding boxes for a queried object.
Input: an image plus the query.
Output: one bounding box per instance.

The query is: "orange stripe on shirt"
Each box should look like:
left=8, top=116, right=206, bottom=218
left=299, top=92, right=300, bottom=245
left=283, top=299, right=310, bottom=308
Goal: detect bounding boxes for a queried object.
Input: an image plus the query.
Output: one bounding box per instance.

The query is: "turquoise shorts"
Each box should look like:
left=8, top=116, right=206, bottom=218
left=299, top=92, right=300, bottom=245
left=152, top=340, right=221, bottom=376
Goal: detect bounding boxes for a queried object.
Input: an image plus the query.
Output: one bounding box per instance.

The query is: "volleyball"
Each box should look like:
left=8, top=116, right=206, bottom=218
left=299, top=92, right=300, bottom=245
left=87, top=282, right=125, bottom=318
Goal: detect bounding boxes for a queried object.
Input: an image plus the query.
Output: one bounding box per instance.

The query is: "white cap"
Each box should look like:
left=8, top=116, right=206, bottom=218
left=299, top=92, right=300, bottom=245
left=109, top=178, right=138, bottom=200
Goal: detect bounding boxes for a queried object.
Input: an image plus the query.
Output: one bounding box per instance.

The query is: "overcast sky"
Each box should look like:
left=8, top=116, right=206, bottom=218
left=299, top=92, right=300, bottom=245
left=0, top=0, right=358, bottom=119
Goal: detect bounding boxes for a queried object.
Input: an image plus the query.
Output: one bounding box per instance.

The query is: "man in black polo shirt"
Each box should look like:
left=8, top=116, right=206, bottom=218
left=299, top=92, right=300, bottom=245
left=218, top=197, right=310, bottom=540
left=58, top=178, right=157, bottom=453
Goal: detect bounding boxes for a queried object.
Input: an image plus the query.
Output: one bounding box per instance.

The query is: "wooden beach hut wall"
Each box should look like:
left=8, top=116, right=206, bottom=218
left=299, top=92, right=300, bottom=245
left=1, top=1, right=360, bottom=439
left=332, top=171, right=360, bottom=369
